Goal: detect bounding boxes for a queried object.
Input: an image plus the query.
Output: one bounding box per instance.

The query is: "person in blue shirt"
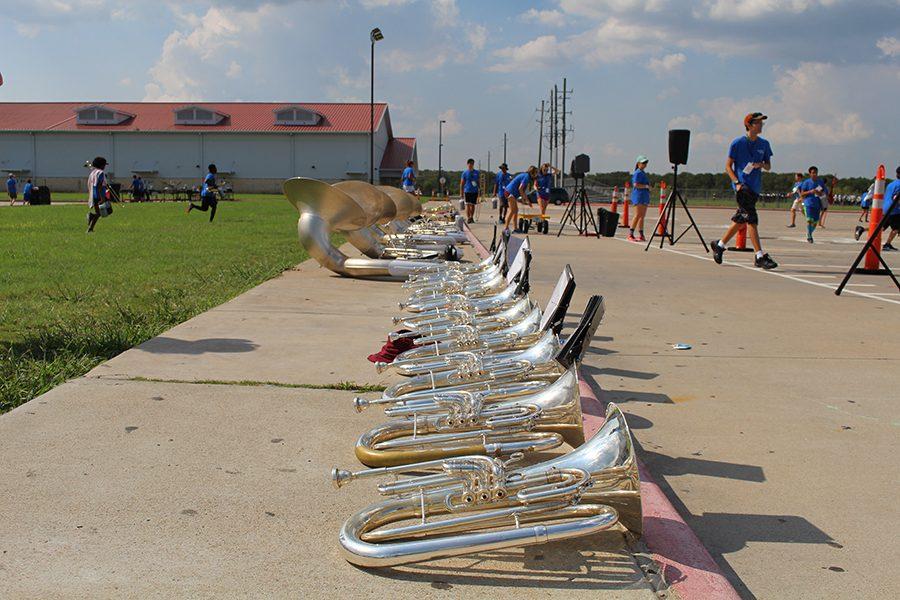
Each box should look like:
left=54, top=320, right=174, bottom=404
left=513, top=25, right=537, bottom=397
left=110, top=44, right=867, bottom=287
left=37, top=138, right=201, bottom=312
left=882, top=166, right=900, bottom=251
left=536, top=163, right=557, bottom=217
left=459, top=158, right=480, bottom=223
left=493, top=163, right=512, bottom=224
left=711, top=112, right=777, bottom=270
left=798, top=166, right=827, bottom=243
left=401, top=161, right=416, bottom=193
left=503, top=165, right=537, bottom=232
left=22, top=179, right=33, bottom=205
left=858, top=184, right=872, bottom=223
left=6, top=173, right=17, bottom=205
left=188, top=164, right=219, bottom=222
left=628, top=155, right=651, bottom=242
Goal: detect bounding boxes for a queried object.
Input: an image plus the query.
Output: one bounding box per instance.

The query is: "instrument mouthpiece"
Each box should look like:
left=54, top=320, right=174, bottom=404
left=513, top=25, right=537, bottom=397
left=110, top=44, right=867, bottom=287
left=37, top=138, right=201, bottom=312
left=353, top=397, right=369, bottom=413
left=332, top=468, right=353, bottom=489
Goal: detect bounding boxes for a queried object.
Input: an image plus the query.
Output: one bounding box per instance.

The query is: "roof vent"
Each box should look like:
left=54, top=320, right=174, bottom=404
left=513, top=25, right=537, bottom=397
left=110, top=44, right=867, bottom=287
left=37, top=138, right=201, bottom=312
left=76, top=105, right=133, bottom=125
left=274, top=106, right=322, bottom=126
left=174, top=106, right=227, bottom=126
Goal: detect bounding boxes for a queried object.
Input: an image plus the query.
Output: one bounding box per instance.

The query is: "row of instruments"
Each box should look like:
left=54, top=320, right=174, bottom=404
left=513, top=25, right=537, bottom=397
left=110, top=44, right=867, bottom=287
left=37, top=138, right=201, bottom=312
left=279, top=177, right=646, bottom=568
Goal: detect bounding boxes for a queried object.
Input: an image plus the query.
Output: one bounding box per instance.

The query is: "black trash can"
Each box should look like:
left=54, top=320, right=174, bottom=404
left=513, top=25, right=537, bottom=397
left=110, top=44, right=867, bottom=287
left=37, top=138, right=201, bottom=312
left=31, top=186, right=51, bottom=205
left=597, top=207, right=618, bottom=237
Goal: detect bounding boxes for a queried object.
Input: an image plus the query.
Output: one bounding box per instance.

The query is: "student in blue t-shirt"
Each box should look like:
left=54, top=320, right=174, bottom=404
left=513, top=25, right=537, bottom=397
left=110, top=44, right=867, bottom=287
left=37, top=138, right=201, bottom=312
left=6, top=173, right=17, bottom=205
left=788, top=172, right=804, bottom=228
left=536, top=163, right=557, bottom=217
left=188, top=164, right=219, bottom=222
left=401, top=161, right=416, bottom=193
left=459, top=158, right=480, bottom=223
left=503, top=166, right=537, bottom=232
left=798, top=166, right=827, bottom=243
left=858, top=183, right=873, bottom=224
left=22, top=179, right=33, bottom=205
left=493, top=163, right=512, bottom=224
left=628, top=155, right=651, bottom=242
left=711, top=112, right=777, bottom=270
left=882, top=166, right=900, bottom=251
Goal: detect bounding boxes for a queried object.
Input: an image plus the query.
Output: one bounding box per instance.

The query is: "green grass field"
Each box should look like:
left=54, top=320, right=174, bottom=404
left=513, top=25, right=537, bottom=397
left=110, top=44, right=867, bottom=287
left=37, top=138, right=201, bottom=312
left=0, top=199, right=329, bottom=413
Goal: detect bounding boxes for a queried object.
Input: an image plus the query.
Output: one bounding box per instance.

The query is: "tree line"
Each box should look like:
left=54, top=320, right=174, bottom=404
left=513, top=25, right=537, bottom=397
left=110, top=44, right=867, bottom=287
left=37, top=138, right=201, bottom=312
left=413, top=168, right=875, bottom=197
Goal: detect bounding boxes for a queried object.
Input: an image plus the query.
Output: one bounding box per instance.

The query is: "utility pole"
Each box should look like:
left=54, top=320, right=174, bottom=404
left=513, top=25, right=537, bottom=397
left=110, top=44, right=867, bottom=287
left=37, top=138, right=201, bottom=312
left=502, top=132, right=507, bottom=165
left=487, top=150, right=491, bottom=174
left=561, top=77, right=567, bottom=189
left=553, top=84, right=559, bottom=186
left=537, top=99, right=544, bottom=166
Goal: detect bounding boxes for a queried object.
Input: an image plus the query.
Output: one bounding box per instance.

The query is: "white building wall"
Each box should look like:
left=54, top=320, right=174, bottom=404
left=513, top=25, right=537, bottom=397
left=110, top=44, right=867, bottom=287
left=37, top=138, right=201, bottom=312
left=0, top=133, right=34, bottom=173
left=0, top=118, right=396, bottom=191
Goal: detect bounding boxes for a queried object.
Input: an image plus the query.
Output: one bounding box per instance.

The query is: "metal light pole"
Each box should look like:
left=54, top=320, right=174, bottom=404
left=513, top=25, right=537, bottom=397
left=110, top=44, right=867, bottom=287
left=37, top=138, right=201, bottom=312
left=438, top=119, right=446, bottom=197
left=369, top=27, right=383, bottom=184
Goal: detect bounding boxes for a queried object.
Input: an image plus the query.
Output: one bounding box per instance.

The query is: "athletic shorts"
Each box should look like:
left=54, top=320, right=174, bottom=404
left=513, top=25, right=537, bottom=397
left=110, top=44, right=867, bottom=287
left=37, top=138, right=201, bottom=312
left=883, top=214, right=900, bottom=232
left=791, top=198, right=802, bottom=211
left=504, top=189, right=520, bottom=202
left=201, top=194, right=218, bottom=209
left=498, top=194, right=508, bottom=208
left=538, top=192, right=550, bottom=202
left=464, top=192, right=478, bottom=205
left=402, top=184, right=415, bottom=193
left=631, top=197, right=650, bottom=206
left=805, top=206, right=821, bottom=222
left=732, top=187, right=759, bottom=225
left=7, top=192, right=16, bottom=200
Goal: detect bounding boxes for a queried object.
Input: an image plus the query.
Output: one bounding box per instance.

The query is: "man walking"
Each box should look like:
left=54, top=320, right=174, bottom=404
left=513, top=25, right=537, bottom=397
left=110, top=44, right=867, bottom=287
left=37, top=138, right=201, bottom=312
left=459, top=158, right=480, bottom=223
left=881, top=166, right=900, bottom=251
left=493, top=163, right=511, bottom=224
left=401, top=160, right=416, bottom=193
left=6, top=173, right=17, bottom=205
left=22, top=178, right=33, bottom=205
left=711, top=112, right=778, bottom=270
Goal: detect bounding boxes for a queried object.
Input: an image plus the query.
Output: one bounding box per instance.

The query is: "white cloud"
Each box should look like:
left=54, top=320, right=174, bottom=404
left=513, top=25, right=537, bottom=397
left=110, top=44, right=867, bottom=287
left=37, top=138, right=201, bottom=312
left=431, top=0, right=458, bottom=21
left=119, top=76, right=133, bottom=86
left=657, top=86, right=680, bottom=100
left=15, top=23, right=39, bottom=38
left=519, top=8, right=567, bottom=27
left=359, top=0, right=413, bottom=7
left=143, top=5, right=268, bottom=101
left=490, top=35, right=566, bottom=72
left=466, top=24, right=487, bottom=52
left=420, top=108, right=462, bottom=138
left=698, top=0, right=842, bottom=21
left=876, top=36, right=900, bottom=58
left=323, top=65, right=368, bottom=101
left=647, top=52, right=686, bottom=76
left=226, top=61, right=243, bottom=79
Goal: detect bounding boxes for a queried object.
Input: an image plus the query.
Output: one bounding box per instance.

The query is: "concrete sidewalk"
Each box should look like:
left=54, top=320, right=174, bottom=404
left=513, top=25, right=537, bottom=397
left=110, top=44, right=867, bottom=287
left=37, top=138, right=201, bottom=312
left=470, top=205, right=900, bottom=599
left=0, top=242, right=661, bottom=598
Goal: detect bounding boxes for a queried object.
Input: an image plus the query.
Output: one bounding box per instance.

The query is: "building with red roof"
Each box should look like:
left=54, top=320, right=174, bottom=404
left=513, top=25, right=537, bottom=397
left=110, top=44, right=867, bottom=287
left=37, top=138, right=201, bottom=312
left=0, top=102, right=417, bottom=193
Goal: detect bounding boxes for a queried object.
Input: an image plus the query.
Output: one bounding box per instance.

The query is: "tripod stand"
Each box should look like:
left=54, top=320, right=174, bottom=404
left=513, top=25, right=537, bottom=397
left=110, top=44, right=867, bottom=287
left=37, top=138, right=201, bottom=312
left=645, top=164, right=708, bottom=252
left=556, top=175, right=598, bottom=238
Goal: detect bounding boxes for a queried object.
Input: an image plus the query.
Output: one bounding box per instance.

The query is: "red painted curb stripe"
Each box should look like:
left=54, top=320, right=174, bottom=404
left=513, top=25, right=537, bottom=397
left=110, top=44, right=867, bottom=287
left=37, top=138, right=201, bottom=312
left=465, top=224, right=741, bottom=600
left=578, top=377, right=741, bottom=600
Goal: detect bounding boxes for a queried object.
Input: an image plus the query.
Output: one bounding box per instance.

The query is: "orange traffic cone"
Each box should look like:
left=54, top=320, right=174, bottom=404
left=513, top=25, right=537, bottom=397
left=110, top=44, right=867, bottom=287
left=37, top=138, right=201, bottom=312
left=620, top=181, right=630, bottom=227
left=729, top=223, right=753, bottom=251
left=657, top=181, right=667, bottom=236
left=610, top=186, right=619, bottom=215
left=863, top=165, right=886, bottom=271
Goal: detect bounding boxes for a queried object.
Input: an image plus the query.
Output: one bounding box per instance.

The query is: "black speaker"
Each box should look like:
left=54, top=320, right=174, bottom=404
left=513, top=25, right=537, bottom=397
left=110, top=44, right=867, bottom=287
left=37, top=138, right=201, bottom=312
left=668, top=129, right=690, bottom=165
left=571, top=154, right=590, bottom=177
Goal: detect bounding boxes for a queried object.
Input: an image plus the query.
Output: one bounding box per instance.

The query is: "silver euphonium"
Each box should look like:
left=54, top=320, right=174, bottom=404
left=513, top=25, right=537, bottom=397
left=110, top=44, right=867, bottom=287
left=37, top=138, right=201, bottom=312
left=331, top=402, right=641, bottom=567
left=350, top=368, right=585, bottom=468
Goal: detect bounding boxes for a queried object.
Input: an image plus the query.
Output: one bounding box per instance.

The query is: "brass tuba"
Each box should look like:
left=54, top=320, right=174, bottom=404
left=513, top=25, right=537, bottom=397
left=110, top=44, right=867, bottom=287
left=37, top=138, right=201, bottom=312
left=332, top=402, right=641, bottom=567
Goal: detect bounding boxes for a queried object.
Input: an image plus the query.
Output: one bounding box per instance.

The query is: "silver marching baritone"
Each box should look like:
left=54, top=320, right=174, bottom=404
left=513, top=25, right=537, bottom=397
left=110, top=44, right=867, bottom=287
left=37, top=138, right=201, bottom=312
left=332, top=402, right=642, bottom=567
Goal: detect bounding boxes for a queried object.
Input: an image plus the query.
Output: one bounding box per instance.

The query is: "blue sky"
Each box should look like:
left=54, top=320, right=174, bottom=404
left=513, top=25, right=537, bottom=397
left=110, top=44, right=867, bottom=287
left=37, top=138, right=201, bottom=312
left=1, top=0, right=898, bottom=176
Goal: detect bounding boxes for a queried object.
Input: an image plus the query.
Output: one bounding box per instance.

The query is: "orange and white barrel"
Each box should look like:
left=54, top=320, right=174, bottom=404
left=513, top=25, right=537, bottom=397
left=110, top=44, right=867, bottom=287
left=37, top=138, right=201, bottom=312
left=864, top=165, right=886, bottom=270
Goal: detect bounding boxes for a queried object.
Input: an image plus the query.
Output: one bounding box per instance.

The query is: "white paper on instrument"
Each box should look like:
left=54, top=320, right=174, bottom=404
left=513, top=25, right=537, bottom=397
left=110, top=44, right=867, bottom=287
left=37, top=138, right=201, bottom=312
left=742, top=163, right=756, bottom=174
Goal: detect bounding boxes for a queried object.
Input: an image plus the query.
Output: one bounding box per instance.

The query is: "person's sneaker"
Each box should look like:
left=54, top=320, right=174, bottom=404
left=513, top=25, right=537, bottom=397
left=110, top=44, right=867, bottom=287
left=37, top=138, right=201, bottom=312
left=638, top=233, right=646, bottom=242
left=711, top=241, right=724, bottom=264
left=467, top=218, right=474, bottom=224
left=883, top=243, right=897, bottom=251
left=854, top=225, right=865, bottom=241
left=807, top=236, right=814, bottom=243
left=755, top=253, right=778, bottom=270
left=627, top=234, right=637, bottom=242
left=186, top=204, right=192, bottom=213
left=787, top=224, right=796, bottom=228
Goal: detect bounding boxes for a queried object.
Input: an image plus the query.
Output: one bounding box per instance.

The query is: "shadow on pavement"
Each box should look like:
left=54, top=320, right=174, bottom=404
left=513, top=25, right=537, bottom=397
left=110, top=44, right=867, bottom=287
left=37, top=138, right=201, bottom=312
left=138, top=337, right=260, bottom=354
left=585, top=365, right=659, bottom=380
left=640, top=449, right=766, bottom=483
left=366, top=534, right=647, bottom=591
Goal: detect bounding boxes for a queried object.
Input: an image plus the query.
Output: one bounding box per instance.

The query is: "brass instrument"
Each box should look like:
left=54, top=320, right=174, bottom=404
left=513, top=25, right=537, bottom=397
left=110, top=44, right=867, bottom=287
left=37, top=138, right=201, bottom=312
left=352, top=368, right=585, bottom=467
left=332, top=402, right=641, bottom=567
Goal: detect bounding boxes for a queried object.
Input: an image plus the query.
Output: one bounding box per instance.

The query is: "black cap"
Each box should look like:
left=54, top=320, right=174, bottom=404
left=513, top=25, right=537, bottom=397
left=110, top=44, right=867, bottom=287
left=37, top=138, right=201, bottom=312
left=499, top=163, right=508, bottom=170
left=91, top=156, right=108, bottom=169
